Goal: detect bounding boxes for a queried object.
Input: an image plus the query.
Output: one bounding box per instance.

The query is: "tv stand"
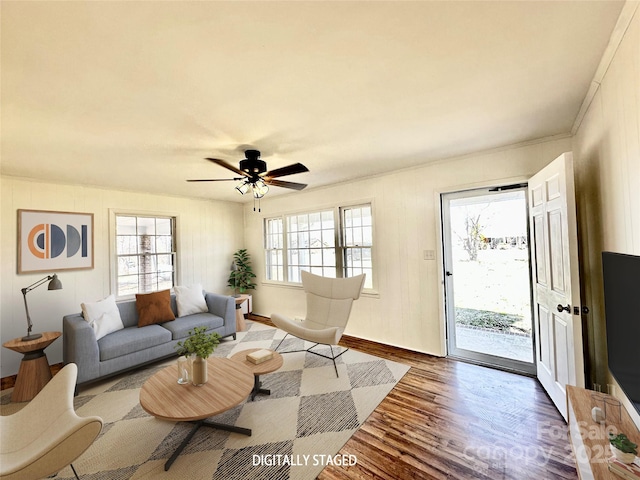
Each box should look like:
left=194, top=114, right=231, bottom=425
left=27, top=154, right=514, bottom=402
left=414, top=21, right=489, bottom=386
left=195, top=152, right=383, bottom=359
left=567, top=385, right=640, bottom=479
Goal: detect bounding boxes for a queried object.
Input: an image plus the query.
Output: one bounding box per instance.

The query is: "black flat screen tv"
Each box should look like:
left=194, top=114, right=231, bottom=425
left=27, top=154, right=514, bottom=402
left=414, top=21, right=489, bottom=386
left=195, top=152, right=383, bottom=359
left=602, top=251, right=640, bottom=417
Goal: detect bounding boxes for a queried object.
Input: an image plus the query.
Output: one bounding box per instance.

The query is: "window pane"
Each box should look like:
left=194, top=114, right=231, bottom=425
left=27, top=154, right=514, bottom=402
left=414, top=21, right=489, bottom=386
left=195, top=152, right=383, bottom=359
left=138, top=235, right=156, bottom=254
left=137, top=217, right=155, bottom=235
left=323, top=249, right=336, bottom=267
left=117, top=236, right=137, bottom=255
left=118, top=275, right=138, bottom=296
left=117, top=216, right=137, bottom=235
left=299, top=232, right=309, bottom=248
left=297, top=214, right=308, bottom=231
left=156, top=218, right=172, bottom=235
left=289, top=267, right=301, bottom=283
left=118, top=256, right=138, bottom=275
left=156, top=235, right=172, bottom=253
left=310, top=229, right=322, bottom=247
left=139, top=273, right=158, bottom=293
left=310, top=249, right=323, bottom=266
left=309, top=212, right=321, bottom=229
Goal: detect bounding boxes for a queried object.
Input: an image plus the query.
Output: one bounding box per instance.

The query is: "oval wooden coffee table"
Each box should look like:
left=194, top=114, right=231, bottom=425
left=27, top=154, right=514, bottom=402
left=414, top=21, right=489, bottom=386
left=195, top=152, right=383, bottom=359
left=140, top=357, right=253, bottom=471
left=230, top=348, right=283, bottom=401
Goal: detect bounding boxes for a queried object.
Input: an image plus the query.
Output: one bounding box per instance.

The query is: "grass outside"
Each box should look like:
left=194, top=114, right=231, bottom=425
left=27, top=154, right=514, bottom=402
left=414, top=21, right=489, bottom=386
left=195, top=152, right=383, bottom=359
left=453, top=247, right=532, bottom=336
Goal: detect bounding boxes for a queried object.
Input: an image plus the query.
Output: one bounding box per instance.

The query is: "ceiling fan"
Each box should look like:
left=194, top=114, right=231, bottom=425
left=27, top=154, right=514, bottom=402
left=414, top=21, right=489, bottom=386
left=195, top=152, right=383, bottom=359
left=187, top=150, right=309, bottom=211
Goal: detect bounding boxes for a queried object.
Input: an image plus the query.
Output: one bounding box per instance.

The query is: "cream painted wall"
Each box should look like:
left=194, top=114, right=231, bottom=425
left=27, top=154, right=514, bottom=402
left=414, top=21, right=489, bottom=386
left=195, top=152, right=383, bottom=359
left=0, top=177, right=244, bottom=377
left=243, top=136, right=572, bottom=357
left=573, top=5, right=640, bottom=427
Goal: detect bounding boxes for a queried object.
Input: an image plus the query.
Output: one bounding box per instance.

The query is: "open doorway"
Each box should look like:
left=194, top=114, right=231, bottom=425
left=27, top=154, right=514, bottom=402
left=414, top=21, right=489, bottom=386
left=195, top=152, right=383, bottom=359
left=442, top=186, right=535, bottom=375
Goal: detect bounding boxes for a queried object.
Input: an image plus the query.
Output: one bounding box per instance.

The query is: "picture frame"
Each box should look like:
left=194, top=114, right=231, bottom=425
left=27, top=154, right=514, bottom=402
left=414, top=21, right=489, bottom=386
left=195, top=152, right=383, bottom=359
left=18, top=209, right=94, bottom=273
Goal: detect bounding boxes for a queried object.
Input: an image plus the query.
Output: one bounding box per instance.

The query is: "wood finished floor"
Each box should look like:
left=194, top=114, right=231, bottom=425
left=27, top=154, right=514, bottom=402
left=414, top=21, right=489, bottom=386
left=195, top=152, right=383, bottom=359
left=250, top=315, right=578, bottom=480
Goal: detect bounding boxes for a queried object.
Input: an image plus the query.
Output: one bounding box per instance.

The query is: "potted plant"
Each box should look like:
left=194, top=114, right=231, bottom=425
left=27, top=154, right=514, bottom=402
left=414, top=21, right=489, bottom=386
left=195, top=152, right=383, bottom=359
left=609, top=432, right=638, bottom=464
left=175, top=327, right=221, bottom=386
left=228, top=249, right=257, bottom=295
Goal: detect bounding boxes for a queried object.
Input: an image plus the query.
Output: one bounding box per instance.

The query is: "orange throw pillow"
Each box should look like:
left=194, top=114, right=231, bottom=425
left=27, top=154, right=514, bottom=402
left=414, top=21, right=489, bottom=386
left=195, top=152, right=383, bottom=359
left=136, top=290, right=175, bottom=327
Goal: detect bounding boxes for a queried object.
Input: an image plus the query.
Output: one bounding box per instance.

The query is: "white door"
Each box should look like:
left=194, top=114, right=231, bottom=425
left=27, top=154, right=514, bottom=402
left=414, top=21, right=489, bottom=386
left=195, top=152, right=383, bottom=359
left=529, top=152, right=584, bottom=419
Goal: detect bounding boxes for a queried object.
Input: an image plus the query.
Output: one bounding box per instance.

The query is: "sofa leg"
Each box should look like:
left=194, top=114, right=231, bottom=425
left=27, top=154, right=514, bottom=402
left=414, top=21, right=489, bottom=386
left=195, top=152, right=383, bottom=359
left=233, top=333, right=237, bottom=340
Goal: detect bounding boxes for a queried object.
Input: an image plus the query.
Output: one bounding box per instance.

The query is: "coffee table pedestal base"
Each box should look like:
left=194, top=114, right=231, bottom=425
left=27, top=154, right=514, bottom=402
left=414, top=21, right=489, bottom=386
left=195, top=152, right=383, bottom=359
left=165, top=420, right=252, bottom=471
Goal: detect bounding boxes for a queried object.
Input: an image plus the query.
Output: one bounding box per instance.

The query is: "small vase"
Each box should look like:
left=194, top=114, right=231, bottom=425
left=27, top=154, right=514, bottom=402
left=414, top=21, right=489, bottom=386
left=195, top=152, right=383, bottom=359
left=610, top=444, right=637, bottom=464
left=177, top=356, right=190, bottom=385
left=191, top=356, right=208, bottom=386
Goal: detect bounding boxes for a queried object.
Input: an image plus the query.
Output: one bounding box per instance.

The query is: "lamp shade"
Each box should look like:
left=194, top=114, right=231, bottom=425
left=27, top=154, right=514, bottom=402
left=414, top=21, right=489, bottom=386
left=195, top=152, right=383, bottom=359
left=47, top=274, right=62, bottom=290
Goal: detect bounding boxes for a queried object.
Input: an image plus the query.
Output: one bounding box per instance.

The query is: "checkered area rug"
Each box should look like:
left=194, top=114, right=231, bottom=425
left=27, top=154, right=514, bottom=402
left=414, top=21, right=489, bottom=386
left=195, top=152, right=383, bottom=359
left=4, top=321, right=408, bottom=479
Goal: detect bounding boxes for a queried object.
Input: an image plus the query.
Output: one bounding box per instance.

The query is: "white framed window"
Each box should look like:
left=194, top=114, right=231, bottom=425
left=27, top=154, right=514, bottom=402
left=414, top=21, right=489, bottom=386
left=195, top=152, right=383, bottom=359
left=286, top=210, right=336, bottom=282
left=264, top=203, right=373, bottom=288
left=265, top=217, right=284, bottom=282
left=114, top=214, right=177, bottom=297
left=341, top=205, right=373, bottom=289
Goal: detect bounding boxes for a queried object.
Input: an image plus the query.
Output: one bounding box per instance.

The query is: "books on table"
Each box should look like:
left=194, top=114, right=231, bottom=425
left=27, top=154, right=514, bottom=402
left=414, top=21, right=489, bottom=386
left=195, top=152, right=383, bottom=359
left=246, top=349, right=274, bottom=365
left=608, top=456, right=640, bottom=480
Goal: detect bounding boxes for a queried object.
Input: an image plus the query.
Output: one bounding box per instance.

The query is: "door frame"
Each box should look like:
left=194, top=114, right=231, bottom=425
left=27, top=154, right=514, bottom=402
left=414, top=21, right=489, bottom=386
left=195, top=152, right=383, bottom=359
left=440, top=185, right=536, bottom=375
left=434, top=177, right=534, bottom=360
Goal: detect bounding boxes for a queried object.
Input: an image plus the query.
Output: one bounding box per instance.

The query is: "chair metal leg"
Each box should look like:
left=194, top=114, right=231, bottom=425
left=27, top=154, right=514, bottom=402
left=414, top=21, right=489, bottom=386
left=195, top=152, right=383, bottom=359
left=275, top=332, right=347, bottom=377
left=329, top=345, right=338, bottom=377
left=70, top=463, right=80, bottom=480
left=274, top=333, right=290, bottom=352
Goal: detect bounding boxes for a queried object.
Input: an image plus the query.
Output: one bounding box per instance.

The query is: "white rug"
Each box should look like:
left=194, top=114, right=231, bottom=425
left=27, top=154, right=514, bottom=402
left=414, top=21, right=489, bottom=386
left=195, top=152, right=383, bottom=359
left=39, top=321, right=409, bottom=479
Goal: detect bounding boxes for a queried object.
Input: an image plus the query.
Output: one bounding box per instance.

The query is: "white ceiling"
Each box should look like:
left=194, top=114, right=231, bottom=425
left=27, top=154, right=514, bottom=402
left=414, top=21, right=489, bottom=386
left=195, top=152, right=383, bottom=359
left=1, top=1, right=625, bottom=203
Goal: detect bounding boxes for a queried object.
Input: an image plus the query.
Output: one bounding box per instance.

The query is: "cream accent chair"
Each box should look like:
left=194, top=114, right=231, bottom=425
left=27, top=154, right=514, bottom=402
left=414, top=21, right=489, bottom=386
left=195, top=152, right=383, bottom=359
left=272, top=270, right=366, bottom=377
left=0, top=363, right=103, bottom=480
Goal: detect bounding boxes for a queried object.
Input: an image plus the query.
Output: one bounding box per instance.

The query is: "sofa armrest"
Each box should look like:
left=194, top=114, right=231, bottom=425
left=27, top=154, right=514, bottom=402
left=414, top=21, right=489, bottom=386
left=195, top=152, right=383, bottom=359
left=204, top=292, right=236, bottom=332
left=62, top=314, right=100, bottom=384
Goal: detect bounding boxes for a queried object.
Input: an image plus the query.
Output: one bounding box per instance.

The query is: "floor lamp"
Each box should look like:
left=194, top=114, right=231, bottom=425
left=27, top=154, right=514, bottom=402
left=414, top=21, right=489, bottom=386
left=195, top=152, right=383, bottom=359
left=21, top=274, right=62, bottom=341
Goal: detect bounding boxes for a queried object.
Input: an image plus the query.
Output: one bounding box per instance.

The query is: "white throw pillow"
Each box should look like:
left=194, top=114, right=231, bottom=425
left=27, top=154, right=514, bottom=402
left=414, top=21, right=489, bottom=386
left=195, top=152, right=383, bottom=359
left=174, top=284, right=208, bottom=317
left=81, top=294, right=125, bottom=341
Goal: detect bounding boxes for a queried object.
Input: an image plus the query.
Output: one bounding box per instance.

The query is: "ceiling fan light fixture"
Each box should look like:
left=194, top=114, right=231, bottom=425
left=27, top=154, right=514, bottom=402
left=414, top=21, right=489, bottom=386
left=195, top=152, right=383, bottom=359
left=235, top=180, right=250, bottom=195
left=252, top=179, right=269, bottom=198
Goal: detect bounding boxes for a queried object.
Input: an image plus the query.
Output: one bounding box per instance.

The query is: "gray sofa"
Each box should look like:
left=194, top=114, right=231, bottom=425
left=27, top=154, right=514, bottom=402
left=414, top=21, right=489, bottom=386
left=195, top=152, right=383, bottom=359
left=63, top=292, right=236, bottom=386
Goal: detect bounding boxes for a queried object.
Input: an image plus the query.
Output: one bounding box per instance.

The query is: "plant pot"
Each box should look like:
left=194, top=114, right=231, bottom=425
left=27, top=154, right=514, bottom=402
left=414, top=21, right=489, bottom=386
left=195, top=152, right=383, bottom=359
left=610, top=444, right=637, bottom=464
left=191, top=356, right=208, bottom=386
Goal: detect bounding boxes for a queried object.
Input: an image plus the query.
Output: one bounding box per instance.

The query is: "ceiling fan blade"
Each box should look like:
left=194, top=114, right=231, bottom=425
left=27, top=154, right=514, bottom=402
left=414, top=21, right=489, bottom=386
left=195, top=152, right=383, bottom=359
left=264, top=163, right=309, bottom=179
left=266, top=179, right=308, bottom=191
left=206, top=158, right=250, bottom=177
left=186, top=178, right=243, bottom=182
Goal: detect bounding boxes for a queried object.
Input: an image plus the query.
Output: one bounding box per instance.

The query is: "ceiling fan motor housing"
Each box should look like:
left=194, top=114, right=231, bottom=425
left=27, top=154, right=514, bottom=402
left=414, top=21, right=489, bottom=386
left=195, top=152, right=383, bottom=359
left=240, top=150, right=267, bottom=176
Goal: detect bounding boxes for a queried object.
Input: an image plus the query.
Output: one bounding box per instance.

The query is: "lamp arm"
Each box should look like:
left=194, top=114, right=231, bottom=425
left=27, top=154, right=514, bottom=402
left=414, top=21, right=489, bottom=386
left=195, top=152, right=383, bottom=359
left=22, top=275, right=53, bottom=294
left=22, top=289, right=33, bottom=334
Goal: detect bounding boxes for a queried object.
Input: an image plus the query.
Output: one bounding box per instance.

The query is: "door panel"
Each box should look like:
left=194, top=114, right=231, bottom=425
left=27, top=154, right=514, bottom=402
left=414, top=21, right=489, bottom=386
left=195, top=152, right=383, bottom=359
left=528, top=151, right=584, bottom=420
left=538, top=305, right=552, bottom=372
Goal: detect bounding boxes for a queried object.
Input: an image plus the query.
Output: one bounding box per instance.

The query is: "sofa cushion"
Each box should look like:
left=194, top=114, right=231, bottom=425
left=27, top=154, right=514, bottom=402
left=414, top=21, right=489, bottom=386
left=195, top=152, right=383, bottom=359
left=136, top=290, right=175, bottom=327
left=161, top=313, right=224, bottom=340
left=98, top=325, right=172, bottom=361
left=81, top=294, right=125, bottom=341
left=174, top=284, right=208, bottom=317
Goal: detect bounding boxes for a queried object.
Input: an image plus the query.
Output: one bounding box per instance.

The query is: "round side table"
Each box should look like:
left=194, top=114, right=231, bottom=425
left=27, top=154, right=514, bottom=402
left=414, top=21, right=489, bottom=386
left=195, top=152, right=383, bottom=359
left=3, top=331, right=62, bottom=402
left=234, top=295, right=250, bottom=332
left=230, top=348, right=284, bottom=401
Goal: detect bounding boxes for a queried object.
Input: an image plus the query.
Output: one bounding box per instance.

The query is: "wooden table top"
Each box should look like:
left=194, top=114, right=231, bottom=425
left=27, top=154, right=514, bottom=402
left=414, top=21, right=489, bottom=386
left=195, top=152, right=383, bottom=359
left=140, top=357, right=254, bottom=422
left=234, top=294, right=250, bottom=306
left=230, top=348, right=284, bottom=376
left=2, top=331, right=61, bottom=354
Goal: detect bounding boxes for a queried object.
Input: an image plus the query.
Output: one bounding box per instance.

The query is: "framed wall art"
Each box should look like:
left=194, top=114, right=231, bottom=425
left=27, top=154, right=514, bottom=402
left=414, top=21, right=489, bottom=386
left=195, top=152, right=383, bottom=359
left=18, top=209, right=94, bottom=273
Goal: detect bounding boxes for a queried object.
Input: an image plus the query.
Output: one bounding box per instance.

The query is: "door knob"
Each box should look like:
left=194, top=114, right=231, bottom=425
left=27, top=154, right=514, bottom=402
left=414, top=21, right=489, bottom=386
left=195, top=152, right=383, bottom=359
left=557, top=304, right=571, bottom=313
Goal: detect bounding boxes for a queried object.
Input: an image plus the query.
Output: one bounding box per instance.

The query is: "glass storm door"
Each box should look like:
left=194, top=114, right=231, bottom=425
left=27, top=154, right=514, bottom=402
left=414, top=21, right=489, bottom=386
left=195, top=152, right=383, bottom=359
left=442, top=187, right=535, bottom=375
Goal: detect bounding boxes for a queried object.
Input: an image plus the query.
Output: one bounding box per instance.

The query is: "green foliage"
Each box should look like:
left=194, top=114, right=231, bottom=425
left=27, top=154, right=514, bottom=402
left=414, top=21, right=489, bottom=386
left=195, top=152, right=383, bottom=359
left=227, top=249, right=257, bottom=293
left=609, top=433, right=638, bottom=454
left=175, top=326, right=220, bottom=359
